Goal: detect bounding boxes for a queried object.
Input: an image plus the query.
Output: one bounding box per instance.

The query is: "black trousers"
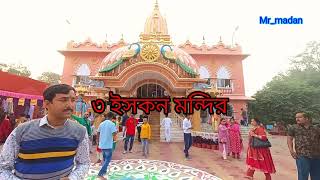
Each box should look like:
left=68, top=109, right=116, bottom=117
left=124, top=135, right=135, bottom=151
left=137, top=126, right=142, bottom=142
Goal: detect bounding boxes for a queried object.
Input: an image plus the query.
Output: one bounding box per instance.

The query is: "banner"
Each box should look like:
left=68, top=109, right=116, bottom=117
left=30, top=99, right=37, bottom=106
left=18, top=98, right=25, bottom=106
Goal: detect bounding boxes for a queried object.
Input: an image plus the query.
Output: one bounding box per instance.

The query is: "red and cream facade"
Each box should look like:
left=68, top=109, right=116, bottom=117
left=59, top=1, right=252, bottom=130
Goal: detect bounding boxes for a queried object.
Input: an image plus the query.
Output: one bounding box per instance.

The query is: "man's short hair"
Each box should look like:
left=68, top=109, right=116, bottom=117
left=296, top=111, right=312, bottom=120
left=43, top=84, right=76, bottom=102
left=104, top=112, right=114, bottom=120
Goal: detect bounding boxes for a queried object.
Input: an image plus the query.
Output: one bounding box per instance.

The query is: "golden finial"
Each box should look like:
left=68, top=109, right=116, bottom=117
left=121, top=33, right=124, bottom=40
left=218, top=36, right=223, bottom=45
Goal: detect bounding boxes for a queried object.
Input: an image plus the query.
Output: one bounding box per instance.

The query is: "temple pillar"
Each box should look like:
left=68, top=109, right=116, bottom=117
left=192, top=110, right=201, bottom=131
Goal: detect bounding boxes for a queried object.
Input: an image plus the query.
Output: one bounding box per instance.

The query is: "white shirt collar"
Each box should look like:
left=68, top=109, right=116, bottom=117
left=39, top=115, right=69, bottom=129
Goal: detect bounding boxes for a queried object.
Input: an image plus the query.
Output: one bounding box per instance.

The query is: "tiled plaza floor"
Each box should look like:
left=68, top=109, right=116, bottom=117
left=0, top=135, right=297, bottom=179
left=90, top=135, right=297, bottom=180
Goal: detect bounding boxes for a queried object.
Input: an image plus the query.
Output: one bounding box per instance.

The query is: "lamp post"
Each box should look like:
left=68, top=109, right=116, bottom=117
left=231, top=26, right=239, bottom=48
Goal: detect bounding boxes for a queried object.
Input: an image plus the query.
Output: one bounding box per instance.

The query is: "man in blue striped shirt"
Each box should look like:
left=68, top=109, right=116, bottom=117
left=0, top=84, right=90, bottom=180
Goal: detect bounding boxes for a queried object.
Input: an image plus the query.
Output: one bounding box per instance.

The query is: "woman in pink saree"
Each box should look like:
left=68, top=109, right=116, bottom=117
left=218, top=118, right=230, bottom=160
left=229, top=117, right=242, bottom=159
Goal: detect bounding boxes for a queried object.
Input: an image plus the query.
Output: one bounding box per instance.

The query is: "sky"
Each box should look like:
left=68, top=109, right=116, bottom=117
left=0, top=0, right=319, bottom=96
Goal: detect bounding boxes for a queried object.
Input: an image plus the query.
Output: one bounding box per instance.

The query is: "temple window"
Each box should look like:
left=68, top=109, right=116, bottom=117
left=73, top=64, right=91, bottom=86
left=216, top=66, right=231, bottom=88
left=217, top=79, right=231, bottom=88
left=199, top=66, right=210, bottom=79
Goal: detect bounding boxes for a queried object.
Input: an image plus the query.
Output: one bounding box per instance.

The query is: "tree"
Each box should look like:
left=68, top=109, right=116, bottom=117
left=249, top=41, right=320, bottom=125
left=5, top=63, right=31, bottom=77
left=290, top=41, right=320, bottom=71
left=0, top=63, right=8, bottom=71
left=37, top=72, right=61, bottom=85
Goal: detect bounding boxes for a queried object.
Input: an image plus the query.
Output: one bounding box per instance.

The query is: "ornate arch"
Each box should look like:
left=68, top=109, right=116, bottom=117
left=199, top=65, right=211, bottom=79
left=129, top=79, right=173, bottom=96
left=216, top=66, right=231, bottom=79
left=75, top=64, right=91, bottom=76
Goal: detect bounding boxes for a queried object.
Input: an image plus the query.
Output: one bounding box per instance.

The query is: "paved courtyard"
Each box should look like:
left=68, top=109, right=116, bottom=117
left=91, top=135, right=296, bottom=180
left=0, top=135, right=297, bottom=179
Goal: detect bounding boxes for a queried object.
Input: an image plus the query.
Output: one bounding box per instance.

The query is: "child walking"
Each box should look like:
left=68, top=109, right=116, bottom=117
left=218, top=118, right=230, bottom=160
left=140, top=117, right=151, bottom=158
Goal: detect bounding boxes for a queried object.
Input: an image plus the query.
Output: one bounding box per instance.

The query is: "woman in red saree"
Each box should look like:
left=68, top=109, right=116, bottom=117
left=0, top=109, right=12, bottom=144
left=229, top=117, right=242, bottom=159
left=246, top=118, right=276, bottom=180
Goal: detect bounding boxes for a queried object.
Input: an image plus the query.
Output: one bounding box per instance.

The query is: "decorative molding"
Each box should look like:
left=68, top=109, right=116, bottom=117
left=178, top=39, right=243, bottom=54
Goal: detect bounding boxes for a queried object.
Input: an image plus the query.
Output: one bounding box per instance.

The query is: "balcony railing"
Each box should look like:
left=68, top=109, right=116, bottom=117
left=217, top=87, right=233, bottom=94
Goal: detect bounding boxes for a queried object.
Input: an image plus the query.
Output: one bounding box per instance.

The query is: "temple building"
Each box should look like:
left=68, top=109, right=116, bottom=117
left=59, top=1, right=253, bottom=141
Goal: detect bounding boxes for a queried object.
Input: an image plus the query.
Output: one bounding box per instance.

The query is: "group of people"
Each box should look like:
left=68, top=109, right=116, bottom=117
left=217, top=113, right=320, bottom=180
left=73, top=110, right=153, bottom=179
left=218, top=117, right=243, bottom=160
left=218, top=116, right=276, bottom=179
left=0, top=83, right=319, bottom=180
left=0, top=111, right=35, bottom=144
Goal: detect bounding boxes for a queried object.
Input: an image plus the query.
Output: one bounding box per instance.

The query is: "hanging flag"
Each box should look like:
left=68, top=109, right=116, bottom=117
left=18, top=98, right=25, bottom=106
left=6, top=98, right=13, bottom=102
left=30, top=99, right=37, bottom=106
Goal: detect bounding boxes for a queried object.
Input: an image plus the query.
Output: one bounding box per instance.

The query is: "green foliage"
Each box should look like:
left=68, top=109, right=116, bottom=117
left=249, top=41, right=320, bottom=125
left=37, top=72, right=61, bottom=85
left=5, top=63, right=31, bottom=77
left=0, top=63, right=8, bottom=71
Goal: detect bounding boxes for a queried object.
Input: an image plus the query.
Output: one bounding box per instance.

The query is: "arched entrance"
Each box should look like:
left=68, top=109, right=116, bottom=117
left=136, top=83, right=166, bottom=141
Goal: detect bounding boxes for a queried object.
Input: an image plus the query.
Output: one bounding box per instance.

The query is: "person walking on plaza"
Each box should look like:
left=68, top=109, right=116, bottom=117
left=121, top=112, right=129, bottom=137
left=94, top=116, right=106, bottom=166
left=137, top=115, right=144, bottom=142
left=241, top=108, right=248, bottom=126
left=218, top=118, right=230, bottom=160
left=229, top=117, right=243, bottom=159
left=140, top=117, right=151, bottom=158
left=96, top=112, right=117, bottom=180
left=111, top=116, right=119, bottom=152
left=229, top=117, right=242, bottom=159
left=0, top=84, right=90, bottom=179
left=93, top=114, right=104, bottom=145
left=72, top=112, right=93, bottom=153
left=161, top=114, right=172, bottom=143
left=287, top=112, right=320, bottom=180
left=245, top=118, right=275, bottom=180
left=123, top=114, right=137, bottom=154
left=183, top=114, right=193, bottom=159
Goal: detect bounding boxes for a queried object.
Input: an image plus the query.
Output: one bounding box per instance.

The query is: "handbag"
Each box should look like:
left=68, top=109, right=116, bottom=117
left=251, top=136, right=271, bottom=148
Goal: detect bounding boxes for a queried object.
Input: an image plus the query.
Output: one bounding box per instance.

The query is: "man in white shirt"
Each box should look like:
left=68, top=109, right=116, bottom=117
left=161, top=114, right=173, bottom=143
left=182, top=114, right=192, bottom=159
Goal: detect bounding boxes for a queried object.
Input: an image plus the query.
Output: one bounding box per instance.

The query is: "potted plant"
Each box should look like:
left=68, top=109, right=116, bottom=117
left=210, top=139, right=215, bottom=150
left=194, top=136, right=200, bottom=148
left=200, top=137, right=205, bottom=148
left=214, top=139, right=219, bottom=150
left=206, top=139, right=211, bottom=149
